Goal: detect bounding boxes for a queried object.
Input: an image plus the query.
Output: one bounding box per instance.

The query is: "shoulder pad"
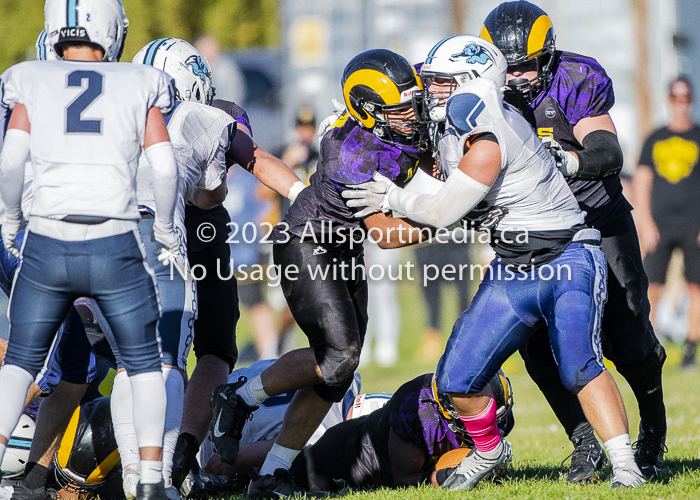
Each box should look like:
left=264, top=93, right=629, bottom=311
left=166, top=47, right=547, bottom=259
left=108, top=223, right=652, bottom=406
left=445, top=78, right=503, bottom=138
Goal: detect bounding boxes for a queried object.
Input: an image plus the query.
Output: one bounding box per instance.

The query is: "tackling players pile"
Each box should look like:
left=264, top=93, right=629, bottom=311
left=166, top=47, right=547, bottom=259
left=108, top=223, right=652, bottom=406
left=0, top=0, right=668, bottom=499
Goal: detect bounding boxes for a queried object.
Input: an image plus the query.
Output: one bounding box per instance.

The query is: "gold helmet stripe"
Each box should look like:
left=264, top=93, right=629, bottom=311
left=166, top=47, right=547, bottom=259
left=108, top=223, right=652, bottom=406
left=432, top=377, right=451, bottom=419
left=57, top=406, right=81, bottom=468
left=527, top=15, right=553, bottom=57
left=86, top=448, right=121, bottom=484
left=343, top=69, right=402, bottom=129
left=480, top=25, right=494, bottom=44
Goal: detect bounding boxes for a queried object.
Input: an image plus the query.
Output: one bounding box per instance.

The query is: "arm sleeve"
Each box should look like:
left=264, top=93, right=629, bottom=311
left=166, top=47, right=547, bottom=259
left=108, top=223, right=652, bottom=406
left=0, top=128, right=30, bottom=220
left=387, top=169, right=490, bottom=228
left=145, top=141, right=178, bottom=231
left=571, top=130, right=624, bottom=180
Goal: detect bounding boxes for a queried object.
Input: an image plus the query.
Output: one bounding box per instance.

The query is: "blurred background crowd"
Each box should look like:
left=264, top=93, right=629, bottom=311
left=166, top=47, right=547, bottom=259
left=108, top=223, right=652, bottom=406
left=1, top=0, right=699, bottom=369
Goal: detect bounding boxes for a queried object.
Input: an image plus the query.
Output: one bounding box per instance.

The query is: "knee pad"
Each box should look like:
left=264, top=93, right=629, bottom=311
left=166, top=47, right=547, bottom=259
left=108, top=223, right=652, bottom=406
left=558, top=363, right=605, bottom=395
left=312, top=346, right=360, bottom=403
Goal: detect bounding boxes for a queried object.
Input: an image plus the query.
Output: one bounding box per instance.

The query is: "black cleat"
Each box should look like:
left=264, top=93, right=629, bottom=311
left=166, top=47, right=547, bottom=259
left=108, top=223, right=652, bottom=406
left=634, top=420, right=667, bottom=480
left=9, top=485, right=58, bottom=500
left=210, top=376, right=257, bottom=465
left=171, top=432, right=200, bottom=490
left=247, top=468, right=323, bottom=499
left=180, top=463, right=231, bottom=499
left=563, top=434, right=608, bottom=483
left=136, top=481, right=168, bottom=500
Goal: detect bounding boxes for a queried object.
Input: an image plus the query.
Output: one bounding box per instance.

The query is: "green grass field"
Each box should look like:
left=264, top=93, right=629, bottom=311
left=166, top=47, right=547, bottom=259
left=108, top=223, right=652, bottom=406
left=222, top=260, right=700, bottom=499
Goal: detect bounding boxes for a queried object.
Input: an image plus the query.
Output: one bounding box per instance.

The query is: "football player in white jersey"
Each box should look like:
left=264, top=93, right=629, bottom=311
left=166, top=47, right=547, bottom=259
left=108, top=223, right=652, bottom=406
left=343, top=36, right=644, bottom=489
left=102, top=38, right=303, bottom=500
left=130, top=38, right=306, bottom=496
left=0, top=1, right=179, bottom=500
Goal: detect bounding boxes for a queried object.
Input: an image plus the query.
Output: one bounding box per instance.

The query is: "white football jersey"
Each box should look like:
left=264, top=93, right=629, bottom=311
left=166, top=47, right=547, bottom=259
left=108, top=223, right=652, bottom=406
left=0, top=60, right=175, bottom=221
left=136, top=101, right=232, bottom=237
left=437, top=79, right=584, bottom=231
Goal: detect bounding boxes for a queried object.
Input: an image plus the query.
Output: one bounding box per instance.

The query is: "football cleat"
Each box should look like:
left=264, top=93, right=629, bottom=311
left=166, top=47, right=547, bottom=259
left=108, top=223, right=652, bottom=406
left=210, top=377, right=257, bottom=465
left=247, top=468, right=324, bottom=499
left=123, top=466, right=140, bottom=500
left=179, top=463, right=230, bottom=499
left=7, top=485, right=58, bottom=500
left=610, top=465, right=646, bottom=489
left=563, top=433, right=608, bottom=483
left=440, top=440, right=512, bottom=490
left=171, top=433, right=200, bottom=490
left=633, top=420, right=667, bottom=480
left=136, top=482, right=169, bottom=500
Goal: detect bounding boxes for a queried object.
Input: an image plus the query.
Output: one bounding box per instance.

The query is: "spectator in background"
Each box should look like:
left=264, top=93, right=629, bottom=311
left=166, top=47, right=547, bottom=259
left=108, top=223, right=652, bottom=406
left=194, top=34, right=247, bottom=105
left=635, top=77, right=700, bottom=368
left=362, top=241, right=401, bottom=367
left=414, top=241, right=471, bottom=361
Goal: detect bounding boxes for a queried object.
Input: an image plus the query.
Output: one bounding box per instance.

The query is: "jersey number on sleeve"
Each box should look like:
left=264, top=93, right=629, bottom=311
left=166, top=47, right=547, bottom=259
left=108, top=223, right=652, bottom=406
left=65, top=70, right=103, bottom=134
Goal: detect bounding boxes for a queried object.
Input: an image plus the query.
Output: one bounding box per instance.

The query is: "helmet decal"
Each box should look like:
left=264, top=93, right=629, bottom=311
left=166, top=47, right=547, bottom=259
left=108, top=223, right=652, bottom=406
left=527, top=15, right=554, bottom=56
left=143, top=38, right=172, bottom=66
left=185, top=55, right=212, bottom=83
left=66, top=0, right=78, bottom=27
left=450, top=43, right=493, bottom=66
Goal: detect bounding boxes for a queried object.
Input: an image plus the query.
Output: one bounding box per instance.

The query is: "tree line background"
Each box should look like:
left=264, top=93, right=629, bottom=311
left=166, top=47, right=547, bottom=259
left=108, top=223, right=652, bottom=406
left=1, top=0, right=279, bottom=71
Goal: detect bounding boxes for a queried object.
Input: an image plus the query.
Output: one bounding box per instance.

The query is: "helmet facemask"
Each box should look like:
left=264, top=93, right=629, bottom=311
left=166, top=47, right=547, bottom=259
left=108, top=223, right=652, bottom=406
left=355, top=91, right=429, bottom=151
left=504, top=43, right=555, bottom=106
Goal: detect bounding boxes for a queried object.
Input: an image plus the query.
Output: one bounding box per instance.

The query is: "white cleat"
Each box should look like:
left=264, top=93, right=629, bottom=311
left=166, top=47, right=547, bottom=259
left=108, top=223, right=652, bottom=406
left=610, top=465, right=646, bottom=488
left=441, top=440, right=512, bottom=490
left=122, top=466, right=140, bottom=500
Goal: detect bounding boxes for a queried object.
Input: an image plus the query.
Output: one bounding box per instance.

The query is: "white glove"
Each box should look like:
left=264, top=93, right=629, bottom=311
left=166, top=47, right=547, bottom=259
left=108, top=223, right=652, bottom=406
left=152, top=224, right=181, bottom=265
left=317, top=99, right=347, bottom=139
left=1, top=218, right=22, bottom=258
left=342, top=172, right=397, bottom=219
left=541, top=136, right=579, bottom=177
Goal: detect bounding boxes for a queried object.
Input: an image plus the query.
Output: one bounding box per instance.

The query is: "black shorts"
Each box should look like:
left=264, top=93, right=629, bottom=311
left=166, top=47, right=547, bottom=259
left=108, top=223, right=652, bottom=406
left=644, top=219, right=700, bottom=285
left=188, top=240, right=239, bottom=370
left=290, top=417, right=391, bottom=491
left=273, top=237, right=368, bottom=401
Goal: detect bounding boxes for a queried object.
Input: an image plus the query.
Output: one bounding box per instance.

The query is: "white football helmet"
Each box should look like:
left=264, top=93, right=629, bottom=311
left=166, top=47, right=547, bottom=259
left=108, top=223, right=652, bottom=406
left=348, top=393, right=392, bottom=419
left=35, top=29, right=57, bottom=61
left=1, top=414, right=35, bottom=479
left=420, top=35, right=507, bottom=121
left=132, top=38, right=216, bottom=105
left=44, top=0, right=129, bottom=62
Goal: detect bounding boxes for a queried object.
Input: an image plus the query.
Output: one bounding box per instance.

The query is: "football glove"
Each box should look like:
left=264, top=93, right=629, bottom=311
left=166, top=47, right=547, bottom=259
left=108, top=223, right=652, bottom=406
left=342, top=172, right=397, bottom=218
left=152, top=224, right=181, bottom=265
left=1, top=217, right=23, bottom=258
left=541, top=136, right=579, bottom=177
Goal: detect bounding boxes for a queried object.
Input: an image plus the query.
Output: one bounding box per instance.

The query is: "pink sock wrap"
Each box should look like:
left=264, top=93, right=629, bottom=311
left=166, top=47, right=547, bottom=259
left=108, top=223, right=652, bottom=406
left=459, top=397, right=502, bottom=452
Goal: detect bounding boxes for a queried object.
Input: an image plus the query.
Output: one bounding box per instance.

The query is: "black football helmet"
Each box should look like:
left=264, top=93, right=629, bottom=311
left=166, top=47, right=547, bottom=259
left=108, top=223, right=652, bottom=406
left=429, top=371, right=515, bottom=445
left=53, top=397, right=122, bottom=495
left=481, top=1, right=556, bottom=105
left=342, top=49, right=428, bottom=150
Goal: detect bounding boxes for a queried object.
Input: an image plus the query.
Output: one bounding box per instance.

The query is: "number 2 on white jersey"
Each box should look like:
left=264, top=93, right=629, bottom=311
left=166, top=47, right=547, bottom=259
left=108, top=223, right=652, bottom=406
left=65, top=70, right=103, bottom=134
